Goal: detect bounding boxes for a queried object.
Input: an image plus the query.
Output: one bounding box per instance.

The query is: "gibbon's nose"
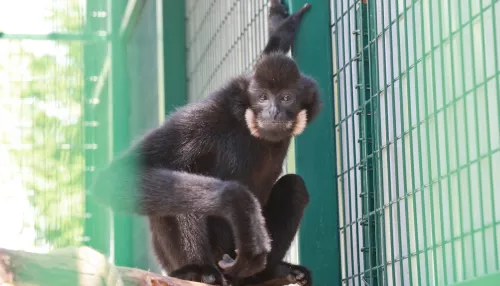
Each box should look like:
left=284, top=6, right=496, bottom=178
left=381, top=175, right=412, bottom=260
left=265, top=104, right=279, bottom=120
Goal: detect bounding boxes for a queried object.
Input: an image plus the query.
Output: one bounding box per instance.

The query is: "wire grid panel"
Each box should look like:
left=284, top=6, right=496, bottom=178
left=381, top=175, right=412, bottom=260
left=332, top=0, right=367, bottom=285
left=0, top=0, right=100, bottom=251
left=185, top=0, right=270, bottom=101
left=333, top=0, right=500, bottom=285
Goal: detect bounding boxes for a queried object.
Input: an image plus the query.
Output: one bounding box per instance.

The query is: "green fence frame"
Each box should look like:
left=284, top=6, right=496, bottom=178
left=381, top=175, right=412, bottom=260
left=288, top=0, right=342, bottom=285
left=83, top=0, right=112, bottom=258
left=84, top=0, right=188, bottom=270
left=163, top=1, right=187, bottom=113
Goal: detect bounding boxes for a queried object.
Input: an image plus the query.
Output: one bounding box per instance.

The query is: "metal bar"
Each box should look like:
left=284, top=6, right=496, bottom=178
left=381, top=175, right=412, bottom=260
left=402, top=1, right=415, bottom=284
left=487, top=0, right=500, bottom=272
left=91, top=57, right=111, bottom=101
left=467, top=0, right=488, bottom=274
left=417, top=0, right=433, bottom=283
left=457, top=0, right=477, bottom=277
left=346, top=0, right=363, bottom=284
left=348, top=2, right=363, bottom=285
left=392, top=0, right=407, bottom=283
left=336, top=0, right=351, bottom=283
left=163, top=0, right=187, bottom=113
left=83, top=0, right=112, bottom=259
left=369, top=0, right=389, bottom=284
left=438, top=0, right=458, bottom=282
left=156, top=0, right=165, bottom=122
left=110, top=0, right=133, bottom=268
left=380, top=0, right=397, bottom=284
left=427, top=0, right=442, bottom=282
left=0, top=32, right=110, bottom=41
left=409, top=0, right=424, bottom=283
left=362, top=0, right=380, bottom=284
left=120, top=0, right=146, bottom=39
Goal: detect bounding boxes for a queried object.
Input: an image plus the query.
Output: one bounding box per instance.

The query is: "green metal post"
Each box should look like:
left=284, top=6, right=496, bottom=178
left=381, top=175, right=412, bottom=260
left=358, top=1, right=380, bottom=284
left=111, top=0, right=134, bottom=267
left=163, top=0, right=187, bottom=113
left=287, top=0, right=341, bottom=284
left=84, top=0, right=112, bottom=258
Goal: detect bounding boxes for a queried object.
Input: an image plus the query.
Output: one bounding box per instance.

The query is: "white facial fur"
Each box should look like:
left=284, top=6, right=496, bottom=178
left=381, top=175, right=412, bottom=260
left=244, top=108, right=308, bottom=139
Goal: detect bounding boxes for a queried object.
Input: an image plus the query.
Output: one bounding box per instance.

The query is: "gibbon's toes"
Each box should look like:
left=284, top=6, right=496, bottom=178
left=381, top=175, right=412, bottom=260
left=286, top=266, right=312, bottom=286
left=218, top=250, right=267, bottom=278
left=169, top=264, right=226, bottom=285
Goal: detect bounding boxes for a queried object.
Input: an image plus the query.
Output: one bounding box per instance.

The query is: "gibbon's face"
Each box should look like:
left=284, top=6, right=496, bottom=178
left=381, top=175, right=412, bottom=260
left=245, top=53, right=309, bottom=142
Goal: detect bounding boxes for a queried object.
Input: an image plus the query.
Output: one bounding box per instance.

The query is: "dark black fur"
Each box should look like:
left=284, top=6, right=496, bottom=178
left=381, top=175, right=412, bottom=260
left=90, top=1, right=318, bottom=285
left=263, top=0, right=311, bottom=55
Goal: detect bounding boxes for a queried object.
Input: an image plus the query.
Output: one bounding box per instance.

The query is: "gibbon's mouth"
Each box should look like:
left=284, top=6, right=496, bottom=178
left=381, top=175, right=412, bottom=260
left=245, top=109, right=307, bottom=141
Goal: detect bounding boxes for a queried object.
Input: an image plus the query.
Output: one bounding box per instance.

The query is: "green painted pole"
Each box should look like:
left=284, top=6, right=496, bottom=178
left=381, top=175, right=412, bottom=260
left=163, top=0, right=187, bottom=113
left=111, top=0, right=134, bottom=268
left=287, top=0, right=341, bottom=285
left=83, top=0, right=112, bottom=259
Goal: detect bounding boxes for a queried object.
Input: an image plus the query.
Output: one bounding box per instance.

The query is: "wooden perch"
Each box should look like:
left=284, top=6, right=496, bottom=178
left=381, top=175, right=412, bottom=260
left=0, top=247, right=295, bottom=286
left=0, top=246, right=211, bottom=286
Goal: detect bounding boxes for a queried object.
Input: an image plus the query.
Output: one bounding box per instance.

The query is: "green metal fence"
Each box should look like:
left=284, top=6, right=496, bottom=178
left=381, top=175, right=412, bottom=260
left=0, top=0, right=164, bottom=271
left=185, top=0, right=269, bottom=101
left=2, top=0, right=500, bottom=285
left=332, top=0, right=500, bottom=285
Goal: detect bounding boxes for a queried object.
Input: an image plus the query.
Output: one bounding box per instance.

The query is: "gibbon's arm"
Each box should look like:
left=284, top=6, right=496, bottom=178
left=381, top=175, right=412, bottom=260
left=90, top=107, right=272, bottom=278
left=90, top=109, right=250, bottom=217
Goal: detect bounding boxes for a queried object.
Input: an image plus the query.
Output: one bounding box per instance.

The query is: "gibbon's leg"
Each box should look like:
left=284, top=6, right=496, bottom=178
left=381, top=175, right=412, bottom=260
left=151, top=216, right=228, bottom=285
left=233, top=174, right=313, bottom=286
left=264, top=174, right=310, bottom=265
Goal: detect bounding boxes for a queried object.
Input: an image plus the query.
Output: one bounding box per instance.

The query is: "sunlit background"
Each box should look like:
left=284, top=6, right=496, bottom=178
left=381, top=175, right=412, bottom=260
left=0, top=0, right=87, bottom=253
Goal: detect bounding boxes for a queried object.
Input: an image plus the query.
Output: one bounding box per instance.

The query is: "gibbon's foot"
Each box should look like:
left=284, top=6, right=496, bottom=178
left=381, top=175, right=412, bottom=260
left=169, top=264, right=228, bottom=285
left=284, top=265, right=312, bottom=286
left=218, top=249, right=268, bottom=278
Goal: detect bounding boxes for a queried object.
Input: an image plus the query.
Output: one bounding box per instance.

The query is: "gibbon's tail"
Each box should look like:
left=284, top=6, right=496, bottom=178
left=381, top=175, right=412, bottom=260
left=88, top=150, right=143, bottom=214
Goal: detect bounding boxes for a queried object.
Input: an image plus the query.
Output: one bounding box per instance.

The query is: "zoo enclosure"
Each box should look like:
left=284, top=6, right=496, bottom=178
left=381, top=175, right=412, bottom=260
left=0, top=0, right=499, bottom=286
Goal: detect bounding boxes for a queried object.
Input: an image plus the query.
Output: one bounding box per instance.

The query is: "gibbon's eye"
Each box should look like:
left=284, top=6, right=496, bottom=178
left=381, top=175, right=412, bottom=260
left=281, top=94, right=291, bottom=102
left=259, top=94, right=268, bottom=102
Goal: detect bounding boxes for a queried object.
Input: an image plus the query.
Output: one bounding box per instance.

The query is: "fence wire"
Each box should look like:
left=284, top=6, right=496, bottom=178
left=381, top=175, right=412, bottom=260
left=333, top=0, right=500, bottom=285
left=185, top=0, right=270, bottom=101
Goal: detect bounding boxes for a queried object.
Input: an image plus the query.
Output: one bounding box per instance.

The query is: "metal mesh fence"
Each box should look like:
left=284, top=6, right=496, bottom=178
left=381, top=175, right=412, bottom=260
left=333, top=0, right=500, bottom=285
left=185, top=0, right=270, bottom=101
left=0, top=0, right=96, bottom=251
left=0, top=0, right=160, bottom=268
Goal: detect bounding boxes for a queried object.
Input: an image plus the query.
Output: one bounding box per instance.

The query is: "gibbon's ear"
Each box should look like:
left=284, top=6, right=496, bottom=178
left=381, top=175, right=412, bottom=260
left=299, top=74, right=322, bottom=124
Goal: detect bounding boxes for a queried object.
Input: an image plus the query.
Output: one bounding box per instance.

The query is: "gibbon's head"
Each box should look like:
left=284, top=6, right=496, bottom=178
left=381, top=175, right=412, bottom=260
left=245, top=52, right=321, bottom=142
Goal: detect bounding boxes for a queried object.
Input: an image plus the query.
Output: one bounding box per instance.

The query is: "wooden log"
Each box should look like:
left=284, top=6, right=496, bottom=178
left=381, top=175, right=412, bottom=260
left=0, top=246, right=209, bottom=286
left=0, top=247, right=296, bottom=286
